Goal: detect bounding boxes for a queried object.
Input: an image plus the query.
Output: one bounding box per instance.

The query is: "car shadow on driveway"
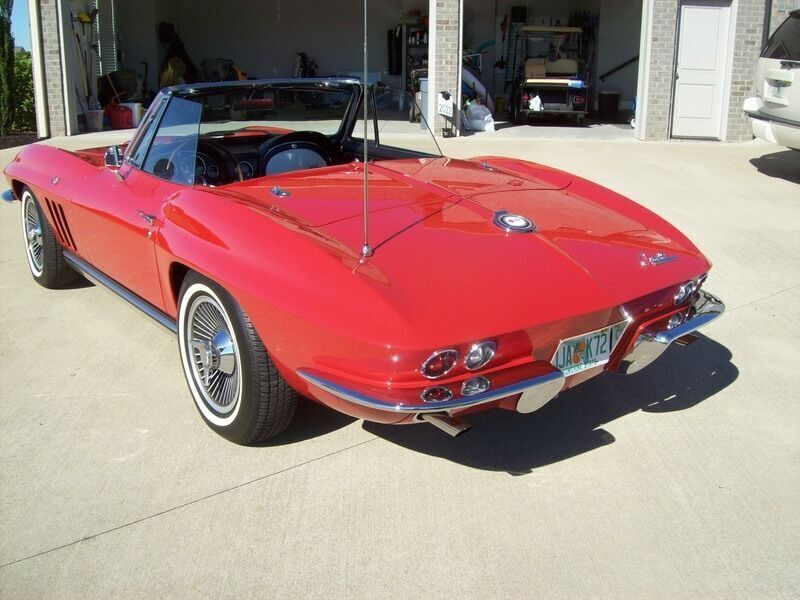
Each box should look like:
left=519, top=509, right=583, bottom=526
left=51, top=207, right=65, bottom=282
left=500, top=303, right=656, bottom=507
left=749, top=150, right=800, bottom=184
left=255, top=396, right=356, bottom=446
left=364, top=334, right=738, bottom=474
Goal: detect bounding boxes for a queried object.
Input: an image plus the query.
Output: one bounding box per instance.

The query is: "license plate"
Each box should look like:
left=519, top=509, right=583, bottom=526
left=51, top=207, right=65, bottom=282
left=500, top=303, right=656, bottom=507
left=551, top=321, right=628, bottom=376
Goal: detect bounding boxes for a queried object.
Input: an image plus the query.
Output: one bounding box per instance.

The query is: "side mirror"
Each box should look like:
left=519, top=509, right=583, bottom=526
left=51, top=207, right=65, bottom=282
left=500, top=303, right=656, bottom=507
left=104, top=145, right=123, bottom=168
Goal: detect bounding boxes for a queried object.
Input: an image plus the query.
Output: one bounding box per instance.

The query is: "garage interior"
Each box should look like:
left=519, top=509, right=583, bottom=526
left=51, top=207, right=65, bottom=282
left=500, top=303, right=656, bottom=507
left=61, top=0, right=643, bottom=137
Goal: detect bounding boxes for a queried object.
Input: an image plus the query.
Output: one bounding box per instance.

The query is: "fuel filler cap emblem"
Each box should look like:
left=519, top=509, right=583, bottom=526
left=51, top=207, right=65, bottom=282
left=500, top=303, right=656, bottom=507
left=493, top=211, right=535, bottom=233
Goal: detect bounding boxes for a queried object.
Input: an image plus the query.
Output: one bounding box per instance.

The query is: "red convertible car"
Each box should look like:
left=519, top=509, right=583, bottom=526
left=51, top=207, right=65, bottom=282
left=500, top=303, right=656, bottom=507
left=2, top=79, right=724, bottom=443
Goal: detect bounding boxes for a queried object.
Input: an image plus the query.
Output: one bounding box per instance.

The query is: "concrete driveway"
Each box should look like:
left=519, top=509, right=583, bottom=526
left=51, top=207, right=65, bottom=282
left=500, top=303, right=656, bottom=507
left=1, top=133, right=798, bottom=598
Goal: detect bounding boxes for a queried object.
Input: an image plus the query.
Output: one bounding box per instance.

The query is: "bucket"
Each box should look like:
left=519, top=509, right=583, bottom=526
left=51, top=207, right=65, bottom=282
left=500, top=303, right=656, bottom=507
left=86, top=110, right=104, bottom=132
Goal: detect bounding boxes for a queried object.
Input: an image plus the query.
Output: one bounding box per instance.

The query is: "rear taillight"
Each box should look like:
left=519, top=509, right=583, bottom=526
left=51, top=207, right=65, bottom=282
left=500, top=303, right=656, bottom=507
left=420, top=349, right=459, bottom=379
left=420, top=386, right=453, bottom=403
left=464, top=341, right=496, bottom=370
left=674, top=281, right=696, bottom=305
left=461, top=377, right=491, bottom=396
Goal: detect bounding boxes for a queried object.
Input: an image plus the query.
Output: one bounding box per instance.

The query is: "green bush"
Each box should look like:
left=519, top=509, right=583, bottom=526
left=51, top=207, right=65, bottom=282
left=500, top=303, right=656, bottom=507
left=0, top=3, right=13, bottom=135
left=12, top=49, right=34, bottom=131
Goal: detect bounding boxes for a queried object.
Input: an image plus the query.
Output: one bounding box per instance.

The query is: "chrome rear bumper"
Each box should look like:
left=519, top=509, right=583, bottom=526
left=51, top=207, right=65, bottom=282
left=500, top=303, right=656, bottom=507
left=296, top=366, right=565, bottom=416
left=619, top=290, right=725, bottom=375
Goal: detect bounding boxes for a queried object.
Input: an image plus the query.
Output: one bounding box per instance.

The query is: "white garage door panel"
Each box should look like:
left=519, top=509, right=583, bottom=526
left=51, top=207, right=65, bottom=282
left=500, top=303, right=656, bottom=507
left=671, top=1, right=731, bottom=139
left=678, top=7, right=721, bottom=71
left=675, top=84, right=715, bottom=119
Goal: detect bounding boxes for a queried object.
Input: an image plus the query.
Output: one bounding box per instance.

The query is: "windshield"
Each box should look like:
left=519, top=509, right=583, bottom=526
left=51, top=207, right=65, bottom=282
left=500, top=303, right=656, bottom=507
left=762, top=12, right=800, bottom=61
left=194, top=84, right=356, bottom=137
left=131, top=80, right=443, bottom=187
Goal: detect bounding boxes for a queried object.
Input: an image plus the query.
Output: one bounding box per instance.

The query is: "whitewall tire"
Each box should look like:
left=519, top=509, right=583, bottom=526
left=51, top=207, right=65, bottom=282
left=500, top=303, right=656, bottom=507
left=177, top=273, right=297, bottom=444
left=20, top=187, right=79, bottom=288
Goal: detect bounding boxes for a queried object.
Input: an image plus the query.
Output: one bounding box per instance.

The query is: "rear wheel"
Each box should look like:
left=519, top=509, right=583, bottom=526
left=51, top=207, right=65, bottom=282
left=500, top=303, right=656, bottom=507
left=20, top=187, right=78, bottom=288
left=177, top=273, right=297, bottom=444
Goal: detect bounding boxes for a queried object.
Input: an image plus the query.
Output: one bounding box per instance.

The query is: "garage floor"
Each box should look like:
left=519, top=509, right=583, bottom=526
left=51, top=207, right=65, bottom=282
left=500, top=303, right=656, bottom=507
left=466, top=118, right=636, bottom=140
left=1, top=135, right=798, bottom=597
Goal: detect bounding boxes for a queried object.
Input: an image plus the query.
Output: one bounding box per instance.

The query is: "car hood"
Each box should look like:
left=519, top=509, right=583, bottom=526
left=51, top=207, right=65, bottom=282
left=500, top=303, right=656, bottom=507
left=222, top=157, right=708, bottom=332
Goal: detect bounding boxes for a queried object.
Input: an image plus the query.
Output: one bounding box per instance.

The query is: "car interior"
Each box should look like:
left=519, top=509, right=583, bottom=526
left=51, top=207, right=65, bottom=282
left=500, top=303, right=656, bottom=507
left=126, top=82, right=439, bottom=188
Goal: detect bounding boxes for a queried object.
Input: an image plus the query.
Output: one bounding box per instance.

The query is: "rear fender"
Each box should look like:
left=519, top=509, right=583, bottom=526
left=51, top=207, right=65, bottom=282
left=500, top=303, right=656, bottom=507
left=155, top=188, right=411, bottom=391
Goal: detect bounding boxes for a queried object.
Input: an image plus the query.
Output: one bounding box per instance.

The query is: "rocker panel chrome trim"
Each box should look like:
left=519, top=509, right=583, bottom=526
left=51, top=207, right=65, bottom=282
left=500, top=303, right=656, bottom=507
left=63, top=251, right=177, bottom=334
left=296, top=367, right=565, bottom=414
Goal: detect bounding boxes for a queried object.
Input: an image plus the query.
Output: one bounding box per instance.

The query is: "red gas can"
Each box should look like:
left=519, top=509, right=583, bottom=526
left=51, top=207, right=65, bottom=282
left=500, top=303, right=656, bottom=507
left=108, top=104, right=134, bottom=129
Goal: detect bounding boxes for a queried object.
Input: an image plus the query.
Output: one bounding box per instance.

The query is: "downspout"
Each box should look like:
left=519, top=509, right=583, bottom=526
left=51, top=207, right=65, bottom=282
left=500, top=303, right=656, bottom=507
left=427, top=0, right=437, bottom=135
left=456, top=0, right=463, bottom=136
left=27, top=0, right=49, bottom=137
left=634, top=0, right=654, bottom=140
left=56, top=0, right=75, bottom=135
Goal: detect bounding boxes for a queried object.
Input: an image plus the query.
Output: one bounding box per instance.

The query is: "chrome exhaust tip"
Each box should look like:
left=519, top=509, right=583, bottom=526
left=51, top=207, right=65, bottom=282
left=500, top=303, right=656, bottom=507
left=420, top=413, right=471, bottom=437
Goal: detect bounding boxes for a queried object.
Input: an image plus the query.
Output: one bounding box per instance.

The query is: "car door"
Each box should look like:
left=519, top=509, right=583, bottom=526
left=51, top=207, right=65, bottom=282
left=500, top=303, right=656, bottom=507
left=70, top=95, right=201, bottom=311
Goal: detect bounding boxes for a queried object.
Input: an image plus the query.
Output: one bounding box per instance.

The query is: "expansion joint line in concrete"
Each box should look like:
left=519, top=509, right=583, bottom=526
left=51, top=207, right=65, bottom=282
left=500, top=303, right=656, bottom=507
left=0, top=436, right=383, bottom=569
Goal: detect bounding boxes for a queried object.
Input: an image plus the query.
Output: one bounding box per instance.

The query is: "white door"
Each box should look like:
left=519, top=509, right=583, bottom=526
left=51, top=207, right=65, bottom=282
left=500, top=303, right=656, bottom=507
left=671, top=1, right=732, bottom=139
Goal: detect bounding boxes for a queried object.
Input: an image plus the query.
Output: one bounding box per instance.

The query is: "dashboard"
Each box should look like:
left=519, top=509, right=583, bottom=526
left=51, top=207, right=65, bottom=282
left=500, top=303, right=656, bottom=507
left=196, top=137, right=263, bottom=186
left=164, top=132, right=335, bottom=186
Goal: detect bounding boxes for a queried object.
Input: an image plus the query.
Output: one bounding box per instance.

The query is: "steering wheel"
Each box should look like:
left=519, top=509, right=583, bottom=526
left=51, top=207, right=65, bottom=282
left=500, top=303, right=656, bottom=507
left=197, top=139, right=240, bottom=185
left=257, top=131, right=337, bottom=176
left=163, top=138, right=240, bottom=186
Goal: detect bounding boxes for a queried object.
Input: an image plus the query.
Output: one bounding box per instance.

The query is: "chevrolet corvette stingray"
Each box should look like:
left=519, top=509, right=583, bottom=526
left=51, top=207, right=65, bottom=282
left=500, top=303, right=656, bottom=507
left=2, top=79, right=724, bottom=443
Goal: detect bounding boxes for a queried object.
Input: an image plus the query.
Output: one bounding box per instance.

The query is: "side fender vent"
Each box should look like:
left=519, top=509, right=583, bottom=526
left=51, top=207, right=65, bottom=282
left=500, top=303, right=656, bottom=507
left=44, top=197, right=78, bottom=251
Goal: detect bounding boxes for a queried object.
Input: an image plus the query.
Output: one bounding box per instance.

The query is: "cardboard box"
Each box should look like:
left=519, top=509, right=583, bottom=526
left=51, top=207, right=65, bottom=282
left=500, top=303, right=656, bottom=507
left=525, top=59, right=547, bottom=79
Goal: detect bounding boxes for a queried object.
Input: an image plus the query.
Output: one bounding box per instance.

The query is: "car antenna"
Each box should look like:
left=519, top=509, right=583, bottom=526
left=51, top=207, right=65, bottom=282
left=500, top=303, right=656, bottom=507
left=360, top=0, right=373, bottom=258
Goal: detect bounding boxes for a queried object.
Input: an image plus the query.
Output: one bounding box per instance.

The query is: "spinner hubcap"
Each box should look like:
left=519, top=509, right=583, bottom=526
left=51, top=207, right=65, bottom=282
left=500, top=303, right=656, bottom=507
left=23, top=197, right=44, bottom=271
left=186, top=296, right=239, bottom=413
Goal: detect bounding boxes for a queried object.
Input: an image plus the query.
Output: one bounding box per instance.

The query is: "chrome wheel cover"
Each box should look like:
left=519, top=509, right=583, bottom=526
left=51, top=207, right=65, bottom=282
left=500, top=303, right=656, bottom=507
left=22, top=193, right=44, bottom=275
left=185, top=294, right=240, bottom=414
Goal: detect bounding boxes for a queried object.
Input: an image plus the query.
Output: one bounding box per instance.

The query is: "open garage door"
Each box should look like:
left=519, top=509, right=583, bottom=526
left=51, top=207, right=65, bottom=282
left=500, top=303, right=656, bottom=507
left=462, top=0, right=642, bottom=137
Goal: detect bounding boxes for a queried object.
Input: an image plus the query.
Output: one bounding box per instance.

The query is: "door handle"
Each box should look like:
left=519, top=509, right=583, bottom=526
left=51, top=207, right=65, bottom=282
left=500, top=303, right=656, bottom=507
left=137, top=210, right=156, bottom=225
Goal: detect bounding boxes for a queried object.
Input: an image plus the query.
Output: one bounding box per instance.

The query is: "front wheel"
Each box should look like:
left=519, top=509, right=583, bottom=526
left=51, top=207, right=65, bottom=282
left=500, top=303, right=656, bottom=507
left=20, top=187, right=79, bottom=288
left=177, top=273, right=297, bottom=444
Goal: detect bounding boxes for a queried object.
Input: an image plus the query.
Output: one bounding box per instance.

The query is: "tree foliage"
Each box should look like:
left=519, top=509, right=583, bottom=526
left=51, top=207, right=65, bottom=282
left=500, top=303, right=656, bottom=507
left=0, top=1, right=15, bottom=135
left=12, top=48, right=33, bottom=131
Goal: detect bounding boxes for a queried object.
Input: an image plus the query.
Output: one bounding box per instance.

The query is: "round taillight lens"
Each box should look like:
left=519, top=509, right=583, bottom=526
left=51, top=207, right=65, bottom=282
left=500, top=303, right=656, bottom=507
left=674, top=281, right=696, bottom=305
left=668, top=312, right=685, bottom=329
left=464, top=341, right=496, bottom=370
left=461, top=376, right=491, bottom=396
left=420, top=349, right=459, bottom=379
left=420, top=386, right=454, bottom=403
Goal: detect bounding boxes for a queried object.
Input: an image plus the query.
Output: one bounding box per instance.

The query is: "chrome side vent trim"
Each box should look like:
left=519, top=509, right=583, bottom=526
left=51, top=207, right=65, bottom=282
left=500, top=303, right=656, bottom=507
left=44, top=197, right=78, bottom=250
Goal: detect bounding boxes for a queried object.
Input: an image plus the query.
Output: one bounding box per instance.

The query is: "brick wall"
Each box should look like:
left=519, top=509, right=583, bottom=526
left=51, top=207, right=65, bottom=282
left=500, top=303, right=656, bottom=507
left=643, top=1, right=679, bottom=140
left=38, top=0, right=65, bottom=137
left=432, top=0, right=461, bottom=134
left=644, top=0, right=767, bottom=142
